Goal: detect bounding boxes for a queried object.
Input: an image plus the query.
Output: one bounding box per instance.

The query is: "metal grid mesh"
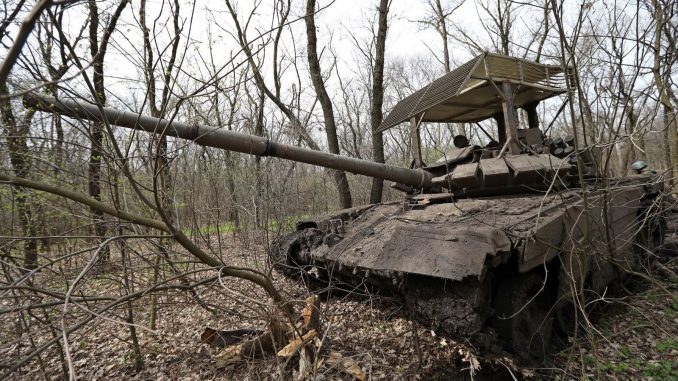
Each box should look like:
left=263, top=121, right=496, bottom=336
left=378, top=53, right=570, bottom=131
left=377, top=54, right=482, bottom=132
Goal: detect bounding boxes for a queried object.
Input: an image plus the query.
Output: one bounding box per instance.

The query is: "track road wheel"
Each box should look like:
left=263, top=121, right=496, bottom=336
left=494, top=272, right=554, bottom=362
left=269, top=228, right=323, bottom=278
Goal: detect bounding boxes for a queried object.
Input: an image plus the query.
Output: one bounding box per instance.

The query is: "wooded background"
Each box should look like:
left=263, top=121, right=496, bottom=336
left=0, top=0, right=676, bottom=378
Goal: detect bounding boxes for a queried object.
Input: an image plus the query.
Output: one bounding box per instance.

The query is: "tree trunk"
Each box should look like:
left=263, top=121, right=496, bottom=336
left=253, top=86, right=266, bottom=228
left=369, top=0, right=389, bottom=204
left=88, top=0, right=129, bottom=263
left=224, top=0, right=322, bottom=152
left=435, top=0, right=451, bottom=72
left=651, top=0, right=678, bottom=189
left=88, top=0, right=106, bottom=257
left=140, top=0, right=177, bottom=325
left=222, top=97, right=240, bottom=229
left=305, top=0, right=352, bottom=209
left=664, top=110, right=673, bottom=172
left=0, top=84, right=38, bottom=269
left=113, top=171, right=144, bottom=371
left=667, top=104, right=678, bottom=189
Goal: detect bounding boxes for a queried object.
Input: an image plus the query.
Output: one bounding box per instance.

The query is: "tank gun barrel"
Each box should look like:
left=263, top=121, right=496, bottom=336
left=24, top=93, right=432, bottom=189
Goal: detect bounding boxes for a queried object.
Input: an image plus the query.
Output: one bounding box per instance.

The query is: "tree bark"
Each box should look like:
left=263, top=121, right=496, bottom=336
left=87, top=0, right=128, bottom=262
left=254, top=87, right=266, bottom=227
left=220, top=88, right=240, bottom=229
left=0, top=83, right=38, bottom=270
left=305, top=0, right=352, bottom=209
left=140, top=0, right=180, bottom=327
left=40, top=16, right=69, bottom=172
left=435, top=0, right=451, bottom=72
left=88, top=0, right=106, bottom=258
left=651, top=0, right=678, bottom=189
left=140, top=0, right=177, bottom=221
left=369, top=0, right=389, bottom=204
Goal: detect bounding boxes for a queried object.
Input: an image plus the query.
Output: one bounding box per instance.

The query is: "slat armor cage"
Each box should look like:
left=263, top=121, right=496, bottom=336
left=378, top=52, right=573, bottom=131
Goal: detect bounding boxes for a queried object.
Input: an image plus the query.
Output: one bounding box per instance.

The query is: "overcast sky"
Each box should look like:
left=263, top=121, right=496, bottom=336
left=6, top=0, right=586, bottom=118
left=319, top=0, right=471, bottom=59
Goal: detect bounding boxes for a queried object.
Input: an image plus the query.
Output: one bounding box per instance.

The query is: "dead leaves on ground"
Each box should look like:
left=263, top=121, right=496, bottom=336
left=326, top=351, right=366, bottom=381
left=211, top=295, right=368, bottom=380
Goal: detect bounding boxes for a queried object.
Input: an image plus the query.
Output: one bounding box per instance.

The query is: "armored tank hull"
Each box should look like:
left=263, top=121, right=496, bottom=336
left=272, top=180, right=665, bottom=359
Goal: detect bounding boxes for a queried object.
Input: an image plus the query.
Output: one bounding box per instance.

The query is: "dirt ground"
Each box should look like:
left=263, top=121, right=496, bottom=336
left=3, top=220, right=677, bottom=381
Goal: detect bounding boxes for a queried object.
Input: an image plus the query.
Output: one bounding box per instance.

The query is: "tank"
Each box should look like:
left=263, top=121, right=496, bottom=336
left=23, top=53, right=666, bottom=361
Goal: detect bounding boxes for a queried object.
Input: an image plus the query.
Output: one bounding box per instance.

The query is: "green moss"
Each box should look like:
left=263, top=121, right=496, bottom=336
left=619, top=345, right=632, bottom=357
left=640, top=360, right=678, bottom=380
left=585, top=355, right=678, bottom=380
left=656, top=337, right=678, bottom=353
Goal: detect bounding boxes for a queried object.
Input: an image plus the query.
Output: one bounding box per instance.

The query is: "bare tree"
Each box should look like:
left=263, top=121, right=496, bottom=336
left=224, top=0, right=355, bottom=208
left=216, top=68, right=245, bottom=229
left=305, top=0, right=352, bottom=208
left=0, top=0, right=56, bottom=270
left=477, top=0, right=515, bottom=55
left=224, top=0, right=320, bottom=151
left=139, top=0, right=181, bottom=212
left=86, top=0, right=129, bottom=263
left=416, top=0, right=463, bottom=71
left=649, top=0, right=678, bottom=187
left=369, top=0, right=390, bottom=203
left=139, top=0, right=182, bottom=332
left=243, top=77, right=267, bottom=226
left=0, top=84, right=37, bottom=269
left=37, top=7, right=77, bottom=172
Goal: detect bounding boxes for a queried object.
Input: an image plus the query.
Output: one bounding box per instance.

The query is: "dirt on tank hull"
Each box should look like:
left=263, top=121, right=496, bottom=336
left=271, top=180, right=665, bottom=360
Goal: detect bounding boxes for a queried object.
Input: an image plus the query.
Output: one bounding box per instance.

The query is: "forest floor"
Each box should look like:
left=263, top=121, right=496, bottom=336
left=4, top=219, right=678, bottom=381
